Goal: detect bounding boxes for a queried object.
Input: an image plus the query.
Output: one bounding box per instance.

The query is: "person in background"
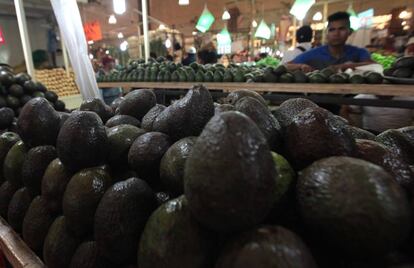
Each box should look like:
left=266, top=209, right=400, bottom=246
left=182, top=47, right=197, bottom=66
left=287, top=12, right=374, bottom=72
left=197, top=43, right=218, bottom=64
left=405, top=36, right=414, bottom=56
left=282, top=25, right=313, bottom=64
left=166, top=54, right=174, bottom=61
left=99, top=56, right=122, bottom=105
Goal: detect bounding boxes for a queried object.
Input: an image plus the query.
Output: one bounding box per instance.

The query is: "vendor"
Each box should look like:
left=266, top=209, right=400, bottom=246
left=281, top=25, right=313, bottom=64
left=287, top=12, right=374, bottom=72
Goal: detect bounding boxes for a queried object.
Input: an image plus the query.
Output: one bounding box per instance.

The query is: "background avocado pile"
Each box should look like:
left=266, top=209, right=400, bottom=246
left=384, top=56, right=414, bottom=79
left=0, top=85, right=413, bottom=268
left=96, top=57, right=384, bottom=84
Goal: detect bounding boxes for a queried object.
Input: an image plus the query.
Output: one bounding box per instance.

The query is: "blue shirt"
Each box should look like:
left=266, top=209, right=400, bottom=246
left=292, top=45, right=371, bottom=70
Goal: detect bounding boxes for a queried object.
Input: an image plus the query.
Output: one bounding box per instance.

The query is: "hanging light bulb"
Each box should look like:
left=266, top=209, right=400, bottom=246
left=113, top=0, right=126, bottom=15
left=313, top=11, right=322, bottom=21
left=252, top=20, right=258, bottom=27
left=105, top=50, right=110, bottom=55
left=120, top=40, right=128, bottom=51
left=400, top=10, right=409, bottom=19
left=88, top=40, right=94, bottom=45
left=108, top=14, right=117, bottom=24
left=165, top=39, right=172, bottom=48
left=89, top=53, right=94, bottom=59
left=196, top=5, right=215, bottom=32
left=222, top=9, right=231, bottom=20
left=118, top=32, right=124, bottom=39
left=179, top=0, right=189, bottom=6
left=159, top=24, right=166, bottom=30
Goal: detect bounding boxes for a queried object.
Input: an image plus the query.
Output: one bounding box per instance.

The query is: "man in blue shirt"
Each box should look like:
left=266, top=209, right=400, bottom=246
left=287, top=12, right=374, bottom=72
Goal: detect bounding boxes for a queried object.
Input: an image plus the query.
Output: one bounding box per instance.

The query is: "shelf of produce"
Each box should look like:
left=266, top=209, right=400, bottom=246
left=0, top=217, right=44, bottom=268
left=98, top=82, right=414, bottom=97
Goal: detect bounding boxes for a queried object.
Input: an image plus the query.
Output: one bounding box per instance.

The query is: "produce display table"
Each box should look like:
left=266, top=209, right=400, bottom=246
left=98, top=82, right=414, bottom=108
left=0, top=217, right=44, bottom=268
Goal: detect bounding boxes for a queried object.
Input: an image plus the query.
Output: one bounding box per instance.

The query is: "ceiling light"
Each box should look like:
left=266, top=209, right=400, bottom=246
left=402, top=21, right=407, bottom=26
left=88, top=40, right=94, bottom=45
left=105, top=50, right=109, bottom=54
left=165, top=39, right=172, bottom=48
left=159, top=24, right=166, bottom=30
left=192, top=31, right=197, bottom=35
left=118, top=32, right=124, bottom=39
left=179, top=0, right=189, bottom=6
left=313, top=11, right=322, bottom=21
left=108, top=14, right=117, bottom=24
left=255, top=20, right=271, bottom=39
left=120, top=40, right=128, bottom=51
left=89, top=53, right=94, bottom=59
left=399, top=10, right=409, bottom=19
left=222, top=9, right=231, bottom=20
left=252, top=20, right=258, bottom=28
left=196, top=5, right=215, bottom=33
left=113, top=0, right=126, bottom=15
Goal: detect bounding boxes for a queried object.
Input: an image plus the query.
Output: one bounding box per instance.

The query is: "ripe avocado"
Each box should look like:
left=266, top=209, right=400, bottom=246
left=365, top=71, right=384, bottom=84
left=293, top=70, right=309, bottom=83
left=32, top=91, right=45, bottom=98
left=7, top=187, right=33, bottom=232
left=216, top=226, right=316, bottom=268
left=4, top=140, right=28, bottom=187
left=8, top=84, right=24, bottom=98
left=263, top=69, right=278, bottom=83
left=14, top=73, right=31, bottom=86
left=321, top=67, right=335, bottom=78
left=141, top=104, right=166, bottom=131
left=184, top=111, right=276, bottom=232
left=213, top=70, right=224, bottom=82
left=21, top=145, right=56, bottom=195
left=110, top=97, right=125, bottom=111
left=0, top=181, right=18, bottom=219
left=19, top=95, right=32, bottom=106
left=186, top=69, right=196, bottom=82
left=57, top=111, right=108, bottom=171
left=233, top=70, right=245, bottom=82
left=399, top=126, right=414, bottom=147
left=17, top=97, right=61, bottom=148
left=235, top=96, right=282, bottom=151
left=54, top=100, right=66, bottom=112
left=285, top=107, right=356, bottom=169
left=393, top=56, right=414, bottom=68
left=203, top=71, right=214, bottom=82
left=195, top=70, right=204, bottom=82
left=376, top=129, right=414, bottom=165
left=80, top=98, right=114, bottom=123
left=329, top=73, right=347, bottom=83
left=226, top=89, right=266, bottom=106
left=171, top=70, right=179, bottom=82
left=62, top=167, right=112, bottom=238
left=22, top=196, right=55, bottom=253
left=105, top=115, right=141, bottom=128
left=0, top=70, right=15, bottom=87
left=95, top=178, right=157, bottom=264
left=297, top=156, right=412, bottom=258
left=273, top=98, right=318, bottom=130
left=43, top=216, right=81, bottom=268
left=70, top=241, right=113, bottom=268
left=347, top=125, right=376, bottom=140
left=160, top=137, right=197, bottom=196
left=223, top=70, right=234, bottom=82
left=0, top=107, right=15, bottom=129
left=118, top=89, right=156, bottom=120
left=138, top=195, right=215, bottom=268
left=44, top=91, right=58, bottom=103
left=0, top=132, right=20, bottom=184
left=178, top=70, right=188, bottom=82
left=214, top=103, right=234, bottom=114
left=273, top=65, right=287, bottom=76
left=279, top=72, right=294, bottom=83
left=41, top=158, right=73, bottom=214
left=6, top=95, right=20, bottom=109
left=349, top=74, right=366, bottom=84
left=107, top=124, right=145, bottom=166
left=152, top=85, right=214, bottom=141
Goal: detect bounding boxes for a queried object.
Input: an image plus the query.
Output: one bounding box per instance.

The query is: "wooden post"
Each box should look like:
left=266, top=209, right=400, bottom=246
left=141, top=0, right=150, bottom=63
left=292, top=17, right=297, bottom=48
left=322, top=1, right=328, bottom=44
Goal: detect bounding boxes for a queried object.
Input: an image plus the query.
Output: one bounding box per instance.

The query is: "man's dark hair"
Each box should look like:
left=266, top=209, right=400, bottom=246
left=297, top=26, right=313, bottom=43
left=328, top=11, right=351, bottom=28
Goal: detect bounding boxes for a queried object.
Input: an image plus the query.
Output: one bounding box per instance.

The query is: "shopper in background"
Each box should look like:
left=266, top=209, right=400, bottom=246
left=197, top=43, right=218, bottom=64
left=287, top=12, right=374, bottom=72
left=282, top=25, right=313, bottom=64
left=99, top=56, right=122, bottom=105
left=182, top=47, right=197, bottom=66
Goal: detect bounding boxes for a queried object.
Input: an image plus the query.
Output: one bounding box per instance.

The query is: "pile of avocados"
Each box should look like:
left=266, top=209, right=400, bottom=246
left=0, top=83, right=414, bottom=268
left=96, top=57, right=384, bottom=84
left=384, top=56, right=414, bottom=80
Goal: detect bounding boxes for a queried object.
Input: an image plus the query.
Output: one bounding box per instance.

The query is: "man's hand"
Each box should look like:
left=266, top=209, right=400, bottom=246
left=286, top=63, right=314, bottom=73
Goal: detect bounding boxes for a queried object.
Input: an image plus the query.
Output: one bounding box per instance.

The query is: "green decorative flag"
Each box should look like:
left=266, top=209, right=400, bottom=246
left=217, top=27, right=232, bottom=54
left=255, top=20, right=271, bottom=39
left=196, top=5, right=215, bottom=33
left=347, top=5, right=360, bottom=30
left=290, top=0, right=315, bottom=20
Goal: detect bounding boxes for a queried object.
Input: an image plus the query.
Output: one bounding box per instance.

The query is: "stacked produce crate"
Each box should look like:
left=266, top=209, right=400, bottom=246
left=35, top=69, right=79, bottom=97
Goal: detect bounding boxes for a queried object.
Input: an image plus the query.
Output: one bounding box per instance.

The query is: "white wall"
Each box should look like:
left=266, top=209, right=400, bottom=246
left=0, top=16, right=49, bottom=67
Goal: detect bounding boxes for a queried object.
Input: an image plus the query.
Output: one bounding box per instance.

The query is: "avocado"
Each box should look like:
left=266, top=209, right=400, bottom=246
left=223, top=70, right=234, bottom=82
left=0, top=107, right=15, bottom=129
left=22, top=196, right=55, bottom=253
left=349, top=74, right=365, bottom=84
left=214, top=103, right=234, bottom=114
left=329, top=73, right=347, bottom=83
left=186, top=69, right=196, bottom=82
left=184, top=111, right=276, bottom=232
left=273, top=98, right=318, bottom=130
left=138, top=195, right=215, bottom=268
left=41, top=158, right=73, bottom=214
left=355, top=139, right=414, bottom=196
left=383, top=67, right=396, bottom=76
left=203, top=71, right=214, bottom=82
left=43, top=216, right=81, bottom=268
left=171, top=71, right=179, bottom=82
left=152, top=85, right=214, bottom=141
left=70, top=241, right=113, bottom=268
left=17, top=97, right=60, bottom=148
left=128, top=132, right=171, bottom=187
left=54, top=100, right=66, bottom=112
left=0, top=132, right=20, bottom=184
left=23, top=80, right=37, bottom=94
left=34, top=81, right=47, bottom=92
left=62, top=166, right=112, bottom=238
left=57, top=111, right=108, bottom=171
left=273, top=65, right=288, bottom=76
left=110, top=97, right=125, bottom=111
left=235, top=97, right=282, bottom=151
left=297, top=156, right=412, bottom=258
left=163, top=71, right=171, bottom=82
left=321, top=67, right=335, bottom=78
left=157, top=70, right=166, bottom=82
left=0, top=70, right=15, bottom=87
left=105, top=115, right=141, bottom=128
left=20, top=145, right=56, bottom=195
left=118, top=89, right=156, bottom=120
left=95, top=177, right=157, bottom=264
left=7, top=187, right=33, bottom=232
left=4, top=140, right=28, bottom=187
left=279, top=72, right=294, bottom=83
left=293, top=70, right=309, bottom=83
left=160, top=137, right=197, bottom=196
left=365, top=71, right=384, bottom=84
left=14, top=73, right=31, bottom=86
left=399, top=126, right=414, bottom=146
left=19, top=95, right=32, bottom=106
left=233, top=70, right=245, bottom=82
left=6, top=95, right=20, bottom=109
left=80, top=98, right=114, bottom=123
left=44, top=91, right=58, bottom=103
left=347, top=126, right=376, bottom=140
left=308, top=73, right=327, bottom=83
left=178, top=70, right=188, bottom=82
left=141, top=104, right=166, bottom=132
left=226, top=89, right=266, bottom=106
left=216, top=226, right=316, bottom=268
left=285, top=107, right=356, bottom=169
left=0, top=96, right=6, bottom=108
left=393, top=56, right=414, bottom=68
left=195, top=70, right=204, bottom=82
left=392, top=68, right=412, bottom=78
left=376, top=129, right=414, bottom=165
left=0, top=181, right=18, bottom=219
left=213, top=70, right=223, bottom=82
left=107, top=124, right=145, bottom=166
left=32, top=91, right=45, bottom=98
left=8, top=84, right=24, bottom=98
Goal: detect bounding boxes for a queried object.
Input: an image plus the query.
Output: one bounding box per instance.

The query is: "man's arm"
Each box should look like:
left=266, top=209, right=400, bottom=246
left=285, top=52, right=314, bottom=73
left=331, top=61, right=375, bottom=71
